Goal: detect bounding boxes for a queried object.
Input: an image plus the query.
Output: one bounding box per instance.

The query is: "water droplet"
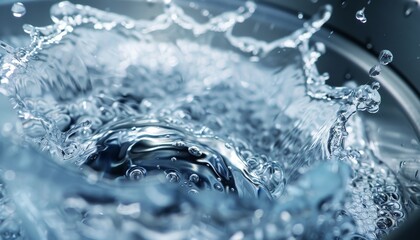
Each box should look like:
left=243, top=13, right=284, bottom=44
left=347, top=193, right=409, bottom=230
left=126, top=166, right=147, bottom=181
left=11, top=2, right=26, bottom=18
left=170, top=157, right=177, bottom=161
left=214, top=182, right=224, bottom=192
left=378, top=50, right=393, bottom=65
left=189, top=173, right=199, bottom=183
left=165, top=170, right=180, bottom=183
left=188, top=146, right=202, bottom=157
left=356, top=8, right=367, bottom=23
left=298, top=12, right=303, bottom=19
left=368, top=64, right=381, bottom=77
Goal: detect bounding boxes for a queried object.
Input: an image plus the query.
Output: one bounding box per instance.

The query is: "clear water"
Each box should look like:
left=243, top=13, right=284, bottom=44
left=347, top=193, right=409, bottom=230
left=11, top=2, right=26, bottom=18
left=0, top=1, right=412, bottom=239
left=355, top=7, right=367, bottom=23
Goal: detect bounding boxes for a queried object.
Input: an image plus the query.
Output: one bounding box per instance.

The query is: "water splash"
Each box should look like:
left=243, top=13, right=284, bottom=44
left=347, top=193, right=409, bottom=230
left=0, top=0, right=408, bottom=239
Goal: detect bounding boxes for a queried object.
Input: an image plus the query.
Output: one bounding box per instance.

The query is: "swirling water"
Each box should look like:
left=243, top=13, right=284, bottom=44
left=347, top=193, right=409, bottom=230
left=0, top=1, right=412, bottom=239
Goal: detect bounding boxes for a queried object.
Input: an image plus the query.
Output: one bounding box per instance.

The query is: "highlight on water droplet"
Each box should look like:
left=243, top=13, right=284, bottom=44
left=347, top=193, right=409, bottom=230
left=11, top=2, right=26, bottom=18
left=378, top=49, right=393, bottom=65
left=355, top=8, right=367, bottom=23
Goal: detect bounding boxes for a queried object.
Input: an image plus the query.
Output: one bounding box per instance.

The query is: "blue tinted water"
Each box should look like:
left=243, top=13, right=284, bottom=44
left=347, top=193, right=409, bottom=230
left=0, top=1, right=408, bottom=239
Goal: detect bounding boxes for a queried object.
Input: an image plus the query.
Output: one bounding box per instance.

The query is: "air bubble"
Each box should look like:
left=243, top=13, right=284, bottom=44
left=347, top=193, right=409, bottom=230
left=165, top=170, right=180, bottom=183
left=126, top=166, right=147, bottom=181
left=375, top=217, right=393, bottom=229
left=373, top=193, right=388, bottom=205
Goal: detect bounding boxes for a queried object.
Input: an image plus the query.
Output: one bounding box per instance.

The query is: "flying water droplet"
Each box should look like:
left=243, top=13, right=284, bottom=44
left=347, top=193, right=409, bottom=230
left=378, top=50, right=393, bottom=65
left=369, top=64, right=381, bottom=77
left=11, top=2, right=26, bottom=18
left=356, top=8, right=367, bottom=23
